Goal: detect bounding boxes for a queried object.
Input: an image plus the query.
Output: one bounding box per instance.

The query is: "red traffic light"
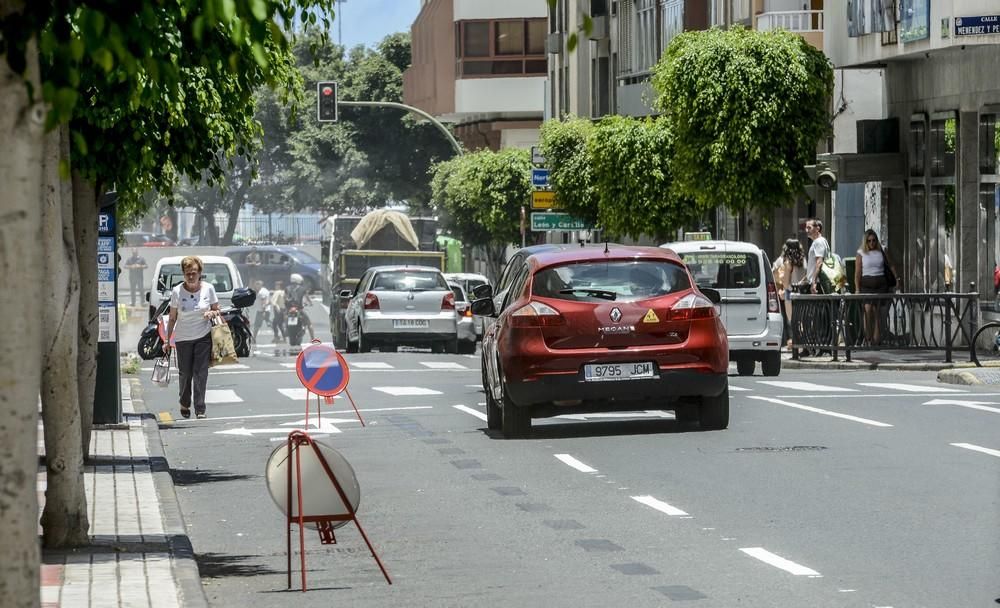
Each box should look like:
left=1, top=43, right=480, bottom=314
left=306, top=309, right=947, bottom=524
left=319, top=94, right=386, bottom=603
left=322, top=86, right=334, bottom=96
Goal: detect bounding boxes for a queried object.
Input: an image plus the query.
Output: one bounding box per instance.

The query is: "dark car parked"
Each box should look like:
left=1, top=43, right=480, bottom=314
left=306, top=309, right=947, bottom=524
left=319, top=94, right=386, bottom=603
left=225, top=245, right=322, bottom=292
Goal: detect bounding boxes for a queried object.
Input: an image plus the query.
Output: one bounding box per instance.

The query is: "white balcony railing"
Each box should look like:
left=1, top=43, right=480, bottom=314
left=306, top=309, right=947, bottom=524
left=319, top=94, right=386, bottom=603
left=755, top=10, right=824, bottom=33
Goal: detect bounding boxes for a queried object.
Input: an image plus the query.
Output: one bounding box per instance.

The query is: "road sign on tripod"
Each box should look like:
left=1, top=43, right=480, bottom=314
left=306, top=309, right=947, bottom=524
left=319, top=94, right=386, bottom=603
left=295, top=341, right=364, bottom=426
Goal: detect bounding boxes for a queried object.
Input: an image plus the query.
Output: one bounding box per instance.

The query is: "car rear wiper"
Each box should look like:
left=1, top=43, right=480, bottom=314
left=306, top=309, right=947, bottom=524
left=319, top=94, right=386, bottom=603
left=559, top=288, right=617, bottom=300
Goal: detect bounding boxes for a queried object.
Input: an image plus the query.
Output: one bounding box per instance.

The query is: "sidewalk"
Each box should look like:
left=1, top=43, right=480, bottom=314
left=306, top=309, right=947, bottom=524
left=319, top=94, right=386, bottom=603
left=38, top=379, right=206, bottom=608
left=780, top=349, right=1000, bottom=384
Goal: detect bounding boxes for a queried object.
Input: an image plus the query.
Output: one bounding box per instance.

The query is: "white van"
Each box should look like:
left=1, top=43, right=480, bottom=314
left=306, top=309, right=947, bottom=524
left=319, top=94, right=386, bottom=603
left=147, top=255, right=244, bottom=320
left=661, top=240, right=783, bottom=376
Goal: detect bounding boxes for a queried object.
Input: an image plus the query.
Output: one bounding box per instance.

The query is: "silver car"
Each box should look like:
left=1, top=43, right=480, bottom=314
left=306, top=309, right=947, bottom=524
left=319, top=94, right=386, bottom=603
left=448, top=282, right=477, bottom=354
left=342, top=266, right=459, bottom=353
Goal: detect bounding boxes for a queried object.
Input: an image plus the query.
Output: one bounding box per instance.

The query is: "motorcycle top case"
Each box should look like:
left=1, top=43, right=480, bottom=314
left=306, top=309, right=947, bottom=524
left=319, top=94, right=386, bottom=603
left=232, top=287, right=256, bottom=308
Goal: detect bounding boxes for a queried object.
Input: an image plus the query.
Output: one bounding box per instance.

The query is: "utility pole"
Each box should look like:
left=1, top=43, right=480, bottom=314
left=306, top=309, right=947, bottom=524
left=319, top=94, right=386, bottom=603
left=337, top=0, right=345, bottom=46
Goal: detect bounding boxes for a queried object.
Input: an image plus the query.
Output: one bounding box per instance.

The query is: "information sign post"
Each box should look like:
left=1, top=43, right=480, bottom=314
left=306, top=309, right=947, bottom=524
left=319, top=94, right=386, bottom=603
left=94, top=197, right=121, bottom=423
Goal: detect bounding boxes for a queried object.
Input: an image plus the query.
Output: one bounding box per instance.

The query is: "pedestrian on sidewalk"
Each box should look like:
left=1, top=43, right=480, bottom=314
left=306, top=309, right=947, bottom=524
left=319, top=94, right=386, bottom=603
left=778, top=238, right=806, bottom=348
left=271, top=280, right=286, bottom=343
left=251, top=279, right=271, bottom=342
left=854, top=229, right=899, bottom=346
left=125, top=248, right=147, bottom=306
left=799, top=219, right=830, bottom=295
left=164, top=255, right=221, bottom=419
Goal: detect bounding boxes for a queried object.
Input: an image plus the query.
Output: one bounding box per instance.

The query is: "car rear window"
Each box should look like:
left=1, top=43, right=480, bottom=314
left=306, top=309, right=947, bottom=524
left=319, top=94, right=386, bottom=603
left=532, top=260, right=691, bottom=303
left=676, top=251, right=761, bottom=289
left=159, top=263, right=234, bottom=293
left=371, top=270, right=448, bottom=291
left=449, top=284, right=467, bottom=302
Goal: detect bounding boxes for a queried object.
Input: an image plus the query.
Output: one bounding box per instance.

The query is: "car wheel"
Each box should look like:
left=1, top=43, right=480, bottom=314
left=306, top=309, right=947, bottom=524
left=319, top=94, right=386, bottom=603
left=699, top=384, right=730, bottom=430
left=761, top=352, right=781, bottom=376
left=458, top=340, right=476, bottom=354
left=674, top=402, right=699, bottom=424
left=381, top=343, right=398, bottom=353
left=430, top=342, right=443, bottom=354
left=345, top=321, right=358, bottom=353
left=500, top=373, right=530, bottom=438
left=482, top=360, right=500, bottom=431
left=445, top=337, right=459, bottom=354
left=358, top=327, right=371, bottom=353
left=736, top=358, right=755, bottom=376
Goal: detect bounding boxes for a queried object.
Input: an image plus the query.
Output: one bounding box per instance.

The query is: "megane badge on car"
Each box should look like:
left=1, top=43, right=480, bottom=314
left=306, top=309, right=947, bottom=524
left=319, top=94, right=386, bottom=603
left=610, top=307, right=622, bottom=323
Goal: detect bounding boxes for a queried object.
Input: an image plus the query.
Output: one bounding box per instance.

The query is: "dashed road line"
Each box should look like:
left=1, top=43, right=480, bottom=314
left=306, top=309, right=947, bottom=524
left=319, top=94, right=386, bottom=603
left=739, top=547, right=822, bottom=577
left=747, top=396, right=893, bottom=427
left=453, top=404, right=487, bottom=421
left=950, top=442, right=1000, bottom=458
left=373, top=386, right=443, bottom=396
left=757, top=381, right=857, bottom=393
left=631, top=495, right=690, bottom=518
left=420, top=361, right=468, bottom=370
left=350, top=362, right=395, bottom=369
left=554, top=454, right=597, bottom=473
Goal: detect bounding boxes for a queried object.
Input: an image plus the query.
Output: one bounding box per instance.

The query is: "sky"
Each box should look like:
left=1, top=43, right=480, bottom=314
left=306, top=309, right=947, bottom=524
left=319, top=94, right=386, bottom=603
left=333, top=0, right=422, bottom=50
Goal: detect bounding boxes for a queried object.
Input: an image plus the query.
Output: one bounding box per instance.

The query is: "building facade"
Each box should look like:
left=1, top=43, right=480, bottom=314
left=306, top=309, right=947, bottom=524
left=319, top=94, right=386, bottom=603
left=403, top=0, right=547, bottom=151
left=826, top=0, right=1000, bottom=296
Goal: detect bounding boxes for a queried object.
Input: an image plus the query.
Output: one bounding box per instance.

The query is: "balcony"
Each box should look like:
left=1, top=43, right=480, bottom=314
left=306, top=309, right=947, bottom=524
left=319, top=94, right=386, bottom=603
left=755, top=10, right=824, bottom=50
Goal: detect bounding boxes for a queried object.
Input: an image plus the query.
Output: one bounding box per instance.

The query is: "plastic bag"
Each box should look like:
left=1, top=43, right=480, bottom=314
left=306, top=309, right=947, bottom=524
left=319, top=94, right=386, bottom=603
left=151, top=357, right=171, bottom=387
left=819, top=254, right=847, bottom=294
left=211, top=317, right=239, bottom=367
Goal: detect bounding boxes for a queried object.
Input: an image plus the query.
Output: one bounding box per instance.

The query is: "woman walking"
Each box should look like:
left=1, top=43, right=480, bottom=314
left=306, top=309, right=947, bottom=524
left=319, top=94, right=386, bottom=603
left=854, top=229, right=899, bottom=346
left=164, top=256, right=221, bottom=419
left=780, top=238, right=807, bottom=348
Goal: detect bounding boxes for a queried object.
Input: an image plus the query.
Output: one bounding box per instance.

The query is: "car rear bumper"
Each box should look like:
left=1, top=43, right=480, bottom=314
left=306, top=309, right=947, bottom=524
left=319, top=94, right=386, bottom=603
left=505, top=368, right=728, bottom=409
left=362, top=313, right=456, bottom=338
left=458, top=319, right=476, bottom=343
left=727, top=314, right=783, bottom=353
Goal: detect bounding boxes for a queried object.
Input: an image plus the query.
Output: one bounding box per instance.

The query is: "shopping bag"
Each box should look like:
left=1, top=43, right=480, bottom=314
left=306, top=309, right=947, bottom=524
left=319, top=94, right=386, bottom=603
left=151, top=357, right=171, bottom=387
left=819, top=254, right=847, bottom=294
left=210, top=317, right=239, bottom=367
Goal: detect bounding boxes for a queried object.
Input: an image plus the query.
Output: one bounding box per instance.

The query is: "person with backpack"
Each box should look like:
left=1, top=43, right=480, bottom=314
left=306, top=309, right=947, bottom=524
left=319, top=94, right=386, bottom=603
left=285, top=273, right=315, bottom=341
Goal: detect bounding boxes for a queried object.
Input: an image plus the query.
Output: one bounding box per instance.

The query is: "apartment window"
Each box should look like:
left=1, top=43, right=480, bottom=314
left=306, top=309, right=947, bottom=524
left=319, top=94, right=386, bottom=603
left=980, top=112, right=998, bottom=175
left=730, top=0, right=750, bottom=23
left=930, top=113, right=956, bottom=178
left=635, top=0, right=657, bottom=73
left=661, top=0, right=683, bottom=51
left=456, top=19, right=547, bottom=78
left=909, top=116, right=926, bottom=177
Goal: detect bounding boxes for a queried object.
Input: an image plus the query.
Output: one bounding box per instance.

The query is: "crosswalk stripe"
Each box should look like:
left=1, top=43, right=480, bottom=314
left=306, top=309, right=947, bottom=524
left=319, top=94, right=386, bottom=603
left=350, top=362, right=394, bottom=369
left=857, top=382, right=963, bottom=393
left=277, top=388, right=341, bottom=401
left=373, top=386, right=443, bottom=396
left=280, top=363, right=296, bottom=368
left=757, top=381, right=857, bottom=392
left=212, top=363, right=250, bottom=370
left=729, top=386, right=751, bottom=392
left=204, top=390, right=243, bottom=404
left=420, top=362, right=468, bottom=370
left=453, top=404, right=486, bottom=421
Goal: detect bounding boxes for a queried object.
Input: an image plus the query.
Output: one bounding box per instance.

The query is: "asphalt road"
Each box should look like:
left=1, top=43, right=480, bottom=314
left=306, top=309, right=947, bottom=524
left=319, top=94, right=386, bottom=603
left=138, top=305, right=1000, bottom=608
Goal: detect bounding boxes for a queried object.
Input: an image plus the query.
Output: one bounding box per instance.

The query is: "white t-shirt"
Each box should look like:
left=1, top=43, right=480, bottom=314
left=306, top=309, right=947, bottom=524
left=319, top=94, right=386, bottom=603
left=856, top=248, right=886, bottom=277
left=170, top=282, right=218, bottom=342
left=806, top=236, right=830, bottom=283
left=256, top=287, right=271, bottom=312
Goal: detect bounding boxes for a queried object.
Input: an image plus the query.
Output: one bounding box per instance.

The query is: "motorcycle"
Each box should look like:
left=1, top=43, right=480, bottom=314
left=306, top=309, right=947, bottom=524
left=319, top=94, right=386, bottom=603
left=285, top=303, right=303, bottom=347
left=137, top=287, right=255, bottom=359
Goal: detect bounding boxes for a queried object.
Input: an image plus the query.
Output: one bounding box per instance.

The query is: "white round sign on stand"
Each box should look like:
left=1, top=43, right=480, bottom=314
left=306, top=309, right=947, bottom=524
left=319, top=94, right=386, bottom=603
left=265, top=439, right=361, bottom=529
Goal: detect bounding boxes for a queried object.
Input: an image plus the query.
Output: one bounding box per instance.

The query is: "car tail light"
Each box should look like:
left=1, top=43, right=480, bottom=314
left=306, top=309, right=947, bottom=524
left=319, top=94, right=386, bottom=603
left=441, top=292, right=455, bottom=311
left=364, top=292, right=380, bottom=310
left=766, top=281, right=780, bottom=313
left=510, top=301, right=565, bottom=327
left=667, top=293, right=717, bottom=321
left=463, top=306, right=473, bottom=318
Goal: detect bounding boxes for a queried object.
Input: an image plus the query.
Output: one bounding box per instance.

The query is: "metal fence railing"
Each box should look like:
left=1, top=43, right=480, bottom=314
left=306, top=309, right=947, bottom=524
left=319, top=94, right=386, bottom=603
left=788, top=292, right=980, bottom=363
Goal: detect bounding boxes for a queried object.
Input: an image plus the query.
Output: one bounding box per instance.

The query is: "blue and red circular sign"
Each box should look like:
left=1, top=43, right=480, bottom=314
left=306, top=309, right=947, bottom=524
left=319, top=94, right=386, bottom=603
left=295, top=344, right=350, bottom=397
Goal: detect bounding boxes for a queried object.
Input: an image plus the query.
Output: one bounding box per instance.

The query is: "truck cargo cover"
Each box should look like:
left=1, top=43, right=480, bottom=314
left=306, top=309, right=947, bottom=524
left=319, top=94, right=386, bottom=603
left=350, top=209, right=420, bottom=250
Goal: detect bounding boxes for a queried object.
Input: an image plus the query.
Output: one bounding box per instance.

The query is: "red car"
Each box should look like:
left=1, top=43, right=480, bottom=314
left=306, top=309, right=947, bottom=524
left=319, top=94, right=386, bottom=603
left=473, top=245, right=729, bottom=438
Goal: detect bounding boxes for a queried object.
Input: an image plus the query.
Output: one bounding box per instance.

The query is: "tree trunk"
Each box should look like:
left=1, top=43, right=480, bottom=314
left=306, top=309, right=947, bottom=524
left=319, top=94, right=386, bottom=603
left=73, top=176, right=98, bottom=456
left=39, top=125, right=89, bottom=548
left=201, top=206, right=219, bottom=245
left=222, top=197, right=241, bottom=245
left=0, top=31, right=45, bottom=607
left=485, top=243, right=506, bottom=285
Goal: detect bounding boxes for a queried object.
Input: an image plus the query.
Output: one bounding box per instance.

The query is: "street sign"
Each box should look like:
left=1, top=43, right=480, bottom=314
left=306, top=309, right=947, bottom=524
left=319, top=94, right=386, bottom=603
left=531, top=145, right=545, bottom=165
left=531, top=168, right=550, bottom=187
left=683, top=231, right=712, bottom=241
left=531, top=190, right=558, bottom=210
left=530, top=212, right=589, bottom=231
left=295, top=344, right=350, bottom=397
left=955, top=15, right=1000, bottom=36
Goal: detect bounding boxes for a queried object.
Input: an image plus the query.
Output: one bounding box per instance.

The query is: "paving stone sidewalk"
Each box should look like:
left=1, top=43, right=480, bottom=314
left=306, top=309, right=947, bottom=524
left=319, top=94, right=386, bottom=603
left=38, top=379, right=206, bottom=608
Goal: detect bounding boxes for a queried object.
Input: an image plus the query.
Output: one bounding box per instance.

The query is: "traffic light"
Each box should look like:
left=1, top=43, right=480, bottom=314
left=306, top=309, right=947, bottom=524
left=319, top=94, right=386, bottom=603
left=317, top=81, right=338, bottom=122
left=804, top=159, right=838, bottom=200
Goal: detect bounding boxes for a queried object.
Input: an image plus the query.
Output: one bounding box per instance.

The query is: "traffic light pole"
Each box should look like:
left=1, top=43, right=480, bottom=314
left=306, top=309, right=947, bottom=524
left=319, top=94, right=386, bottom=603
left=338, top=100, right=463, bottom=157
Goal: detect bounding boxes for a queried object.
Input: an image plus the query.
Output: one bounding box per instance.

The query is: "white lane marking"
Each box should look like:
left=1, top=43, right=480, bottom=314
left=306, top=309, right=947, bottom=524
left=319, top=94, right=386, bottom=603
left=351, top=362, right=394, bottom=369
left=631, top=495, right=690, bottom=518
left=739, top=547, right=822, bottom=577
left=747, top=396, right=893, bottom=427
left=453, top=404, right=487, bottom=421
left=556, top=411, right=674, bottom=421
left=208, top=368, right=473, bottom=375
left=950, top=443, right=1000, bottom=458
left=729, top=386, right=751, bottom=391
left=204, top=390, right=243, bottom=404
left=757, top=381, right=857, bottom=392
left=420, top=361, right=468, bottom=370
left=172, top=406, right=433, bottom=424
left=216, top=419, right=343, bottom=436
left=776, top=392, right=970, bottom=399
left=924, top=399, right=1000, bottom=414
left=858, top=382, right=962, bottom=393
left=211, top=363, right=250, bottom=370
left=280, top=362, right=297, bottom=368
left=277, top=388, right=340, bottom=401
left=554, top=454, right=597, bottom=473
left=466, top=384, right=484, bottom=389
left=373, top=386, right=443, bottom=396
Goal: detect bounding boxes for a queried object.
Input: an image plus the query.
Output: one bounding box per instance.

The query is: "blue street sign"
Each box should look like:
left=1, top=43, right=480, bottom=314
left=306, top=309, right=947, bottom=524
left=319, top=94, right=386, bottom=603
left=98, top=212, right=114, bottom=235
left=955, top=15, right=1000, bottom=36
left=295, top=344, right=350, bottom=397
left=97, top=236, right=114, bottom=252
left=531, top=168, right=550, bottom=187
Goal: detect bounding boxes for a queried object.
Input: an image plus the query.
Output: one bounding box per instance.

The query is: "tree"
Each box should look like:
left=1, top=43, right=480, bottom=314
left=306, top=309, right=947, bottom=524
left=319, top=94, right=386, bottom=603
left=651, top=26, right=833, bottom=213
left=431, top=148, right=531, bottom=280
left=588, top=115, right=705, bottom=240
left=539, top=116, right=598, bottom=225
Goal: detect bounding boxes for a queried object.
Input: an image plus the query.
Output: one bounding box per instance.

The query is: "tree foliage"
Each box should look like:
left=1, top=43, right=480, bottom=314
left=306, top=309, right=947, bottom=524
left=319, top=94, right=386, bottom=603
left=589, top=116, right=704, bottom=240
left=651, top=26, right=833, bottom=213
left=539, top=116, right=598, bottom=224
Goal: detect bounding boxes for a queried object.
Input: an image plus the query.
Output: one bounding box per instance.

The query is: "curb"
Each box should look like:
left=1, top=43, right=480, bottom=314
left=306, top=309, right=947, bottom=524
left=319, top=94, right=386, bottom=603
left=128, top=378, right=209, bottom=608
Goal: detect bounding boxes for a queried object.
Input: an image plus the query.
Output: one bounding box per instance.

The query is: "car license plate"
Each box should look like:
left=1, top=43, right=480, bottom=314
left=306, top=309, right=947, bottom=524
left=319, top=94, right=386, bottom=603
left=584, top=362, right=655, bottom=382
left=286, top=317, right=298, bottom=326
left=393, top=319, right=429, bottom=329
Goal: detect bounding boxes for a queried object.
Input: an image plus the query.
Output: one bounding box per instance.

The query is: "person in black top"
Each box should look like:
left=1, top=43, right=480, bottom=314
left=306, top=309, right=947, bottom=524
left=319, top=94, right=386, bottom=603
left=125, top=248, right=147, bottom=306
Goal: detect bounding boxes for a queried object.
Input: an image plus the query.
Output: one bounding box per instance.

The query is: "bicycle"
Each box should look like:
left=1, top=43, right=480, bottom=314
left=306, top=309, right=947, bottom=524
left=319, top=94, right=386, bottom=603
left=971, top=321, right=1000, bottom=367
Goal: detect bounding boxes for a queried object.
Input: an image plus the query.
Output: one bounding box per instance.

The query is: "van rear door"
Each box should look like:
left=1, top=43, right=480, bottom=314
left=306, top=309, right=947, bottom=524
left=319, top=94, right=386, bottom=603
left=674, top=245, right=767, bottom=337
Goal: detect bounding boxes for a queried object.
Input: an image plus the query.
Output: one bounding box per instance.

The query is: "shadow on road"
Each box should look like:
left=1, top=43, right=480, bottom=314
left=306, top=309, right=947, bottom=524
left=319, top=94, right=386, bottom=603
left=489, top=419, right=707, bottom=440
left=170, top=468, right=259, bottom=486
left=195, top=552, right=282, bottom=578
